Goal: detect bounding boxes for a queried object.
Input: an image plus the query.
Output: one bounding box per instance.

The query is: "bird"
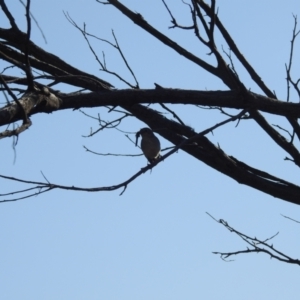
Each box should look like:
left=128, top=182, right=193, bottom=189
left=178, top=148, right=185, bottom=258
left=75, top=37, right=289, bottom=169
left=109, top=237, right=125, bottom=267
left=136, top=128, right=161, bottom=164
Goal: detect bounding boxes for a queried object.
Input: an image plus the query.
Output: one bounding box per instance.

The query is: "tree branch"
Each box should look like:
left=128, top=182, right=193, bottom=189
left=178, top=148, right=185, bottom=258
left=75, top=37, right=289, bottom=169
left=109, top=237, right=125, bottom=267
left=208, top=213, right=300, bottom=266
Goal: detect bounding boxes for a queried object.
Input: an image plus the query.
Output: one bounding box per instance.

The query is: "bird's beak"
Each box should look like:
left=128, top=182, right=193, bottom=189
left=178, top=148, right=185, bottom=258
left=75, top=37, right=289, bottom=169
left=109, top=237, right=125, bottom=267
left=135, top=131, right=140, bottom=146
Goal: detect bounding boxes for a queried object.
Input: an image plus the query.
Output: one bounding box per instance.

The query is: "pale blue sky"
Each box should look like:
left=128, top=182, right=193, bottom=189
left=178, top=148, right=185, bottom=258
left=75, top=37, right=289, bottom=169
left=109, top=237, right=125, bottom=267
left=1, top=1, right=300, bottom=299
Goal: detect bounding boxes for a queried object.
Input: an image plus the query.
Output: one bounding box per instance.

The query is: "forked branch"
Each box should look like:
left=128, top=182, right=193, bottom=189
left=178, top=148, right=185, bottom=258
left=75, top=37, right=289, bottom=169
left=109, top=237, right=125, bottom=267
left=208, top=213, right=300, bottom=266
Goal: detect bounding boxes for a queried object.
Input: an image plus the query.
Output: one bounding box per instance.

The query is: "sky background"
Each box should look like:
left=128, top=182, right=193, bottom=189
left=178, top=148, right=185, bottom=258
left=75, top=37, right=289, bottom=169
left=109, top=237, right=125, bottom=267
left=1, top=0, right=300, bottom=299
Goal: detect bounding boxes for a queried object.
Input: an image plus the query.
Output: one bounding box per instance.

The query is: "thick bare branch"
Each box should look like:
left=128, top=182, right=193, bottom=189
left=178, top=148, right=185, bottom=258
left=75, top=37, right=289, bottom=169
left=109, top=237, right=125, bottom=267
left=0, top=0, right=19, bottom=30
left=196, top=0, right=275, bottom=98
left=0, top=28, right=113, bottom=91
left=121, top=103, right=300, bottom=205
left=105, top=0, right=219, bottom=79
left=4, top=88, right=300, bottom=127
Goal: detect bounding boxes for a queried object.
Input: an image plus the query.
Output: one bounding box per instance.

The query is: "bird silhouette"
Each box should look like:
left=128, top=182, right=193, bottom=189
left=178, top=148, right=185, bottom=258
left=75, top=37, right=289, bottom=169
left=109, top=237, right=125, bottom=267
left=136, top=128, right=161, bottom=164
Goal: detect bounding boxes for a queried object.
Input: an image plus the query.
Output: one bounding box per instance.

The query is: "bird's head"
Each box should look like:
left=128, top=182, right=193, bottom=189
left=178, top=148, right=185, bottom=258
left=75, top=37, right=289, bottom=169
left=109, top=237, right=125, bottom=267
left=135, top=127, right=153, bottom=146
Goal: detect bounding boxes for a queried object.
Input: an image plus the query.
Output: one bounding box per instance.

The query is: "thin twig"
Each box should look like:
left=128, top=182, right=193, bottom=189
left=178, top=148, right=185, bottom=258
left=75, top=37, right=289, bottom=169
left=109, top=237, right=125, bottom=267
left=207, top=212, right=300, bottom=265
left=159, top=103, right=186, bottom=126
left=24, top=0, right=34, bottom=90
left=19, top=0, right=47, bottom=43
left=111, top=30, right=140, bottom=88
left=285, top=15, right=300, bottom=102
left=83, top=145, right=142, bottom=157
left=64, top=12, right=138, bottom=88
left=0, top=0, right=19, bottom=30
left=161, top=0, right=194, bottom=30
left=281, top=214, right=300, bottom=224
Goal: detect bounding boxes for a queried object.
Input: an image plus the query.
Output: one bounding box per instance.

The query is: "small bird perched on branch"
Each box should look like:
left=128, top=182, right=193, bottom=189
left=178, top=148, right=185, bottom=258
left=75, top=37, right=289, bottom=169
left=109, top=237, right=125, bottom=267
left=136, top=128, right=161, bottom=164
